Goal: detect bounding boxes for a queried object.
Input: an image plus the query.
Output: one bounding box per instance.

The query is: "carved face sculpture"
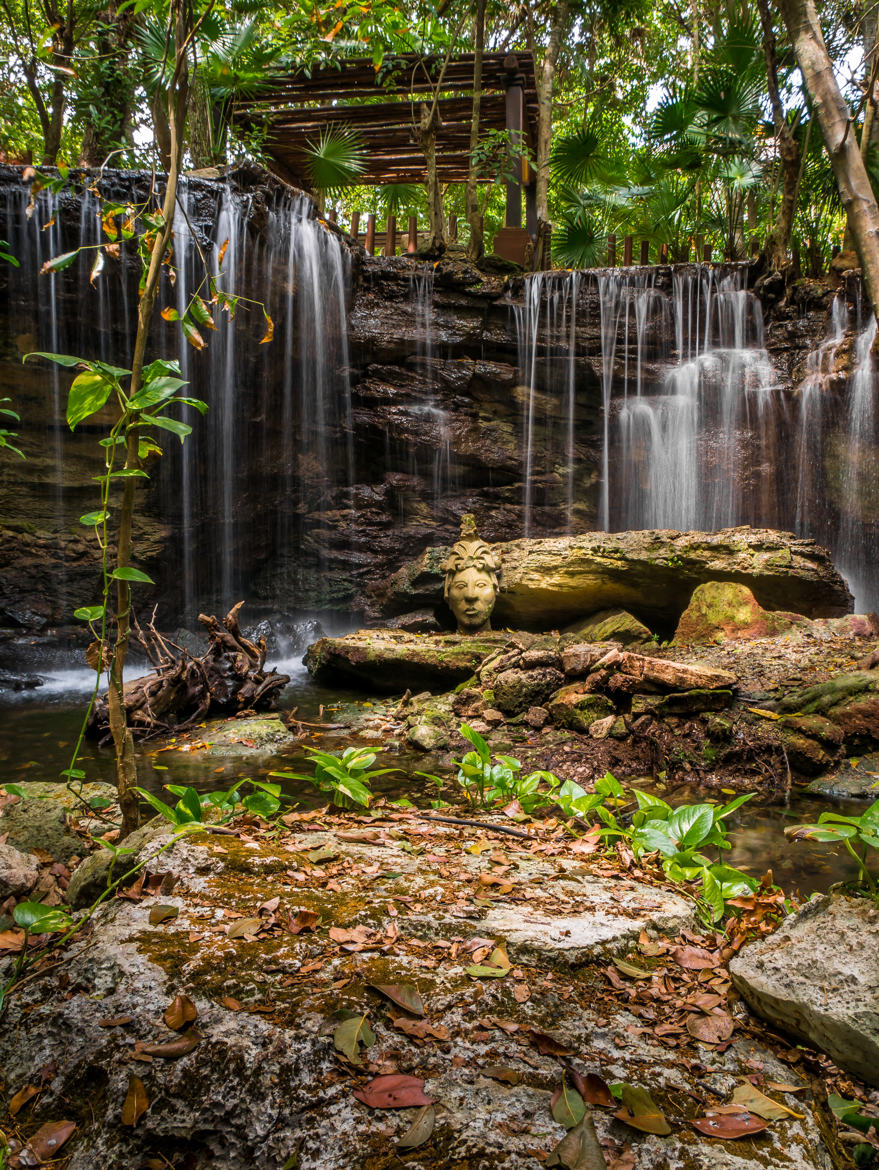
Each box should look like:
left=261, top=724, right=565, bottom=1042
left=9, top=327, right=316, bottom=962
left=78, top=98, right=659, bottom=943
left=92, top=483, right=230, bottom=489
left=441, top=516, right=500, bottom=634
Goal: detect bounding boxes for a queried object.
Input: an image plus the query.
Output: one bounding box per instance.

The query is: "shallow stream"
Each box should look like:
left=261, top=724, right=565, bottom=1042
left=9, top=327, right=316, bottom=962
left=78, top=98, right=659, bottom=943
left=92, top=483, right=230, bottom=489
left=0, top=652, right=866, bottom=903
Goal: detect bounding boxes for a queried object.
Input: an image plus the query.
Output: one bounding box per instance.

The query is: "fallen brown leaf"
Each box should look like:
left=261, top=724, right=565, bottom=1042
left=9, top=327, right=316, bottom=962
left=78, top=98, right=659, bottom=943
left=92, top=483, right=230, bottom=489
left=352, top=1074, right=435, bottom=1109
left=164, top=994, right=197, bottom=1031
left=121, top=1073, right=149, bottom=1127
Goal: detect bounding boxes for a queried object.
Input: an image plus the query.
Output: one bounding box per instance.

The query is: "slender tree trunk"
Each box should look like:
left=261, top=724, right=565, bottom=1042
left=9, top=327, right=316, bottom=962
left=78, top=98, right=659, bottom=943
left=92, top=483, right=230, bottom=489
left=532, top=0, right=569, bottom=269
left=151, top=92, right=173, bottom=172
left=417, top=102, right=446, bottom=251
left=465, top=0, right=486, bottom=260
left=79, top=4, right=133, bottom=167
left=42, top=27, right=73, bottom=164
left=779, top=0, right=879, bottom=322
left=111, top=0, right=190, bottom=836
left=188, top=68, right=214, bottom=168
left=757, top=0, right=801, bottom=268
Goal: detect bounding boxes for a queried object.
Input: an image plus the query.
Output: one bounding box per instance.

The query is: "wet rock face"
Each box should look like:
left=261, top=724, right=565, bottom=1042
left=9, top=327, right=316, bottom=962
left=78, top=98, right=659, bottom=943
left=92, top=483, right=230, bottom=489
left=730, top=894, right=879, bottom=1086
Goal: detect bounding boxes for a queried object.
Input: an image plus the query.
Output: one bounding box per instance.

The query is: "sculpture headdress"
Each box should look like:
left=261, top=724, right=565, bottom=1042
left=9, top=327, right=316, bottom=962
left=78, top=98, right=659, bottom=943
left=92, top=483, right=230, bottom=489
left=441, top=514, right=501, bottom=600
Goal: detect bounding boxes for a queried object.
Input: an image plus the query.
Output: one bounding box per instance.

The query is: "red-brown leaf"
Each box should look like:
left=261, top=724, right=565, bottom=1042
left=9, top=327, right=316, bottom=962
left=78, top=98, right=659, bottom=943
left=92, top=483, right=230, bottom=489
left=352, top=1074, right=435, bottom=1109
left=569, top=1070, right=615, bottom=1108
left=121, top=1073, right=149, bottom=1127
left=8, top=1084, right=39, bottom=1116
left=528, top=1028, right=574, bottom=1056
left=686, top=1012, right=734, bottom=1044
left=164, top=994, right=197, bottom=1031
left=369, top=983, right=425, bottom=1017
left=140, top=1030, right=201, bottom=1059
left=24, top=1120, right=77, bottom=1161
left=691, top=1111, right=768, bottom=1139
left=670, top=945, right=719, bottom=970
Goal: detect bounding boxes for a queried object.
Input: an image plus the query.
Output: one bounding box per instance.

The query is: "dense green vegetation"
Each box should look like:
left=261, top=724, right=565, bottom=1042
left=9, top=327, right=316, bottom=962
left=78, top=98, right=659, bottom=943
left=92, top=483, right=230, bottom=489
left=4, top=0, right=879, bottom=271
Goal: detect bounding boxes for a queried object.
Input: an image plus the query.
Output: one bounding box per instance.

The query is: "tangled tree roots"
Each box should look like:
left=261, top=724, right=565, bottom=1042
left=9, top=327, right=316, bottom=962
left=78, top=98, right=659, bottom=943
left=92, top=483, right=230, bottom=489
left=87, top=602, right=290, bottom=741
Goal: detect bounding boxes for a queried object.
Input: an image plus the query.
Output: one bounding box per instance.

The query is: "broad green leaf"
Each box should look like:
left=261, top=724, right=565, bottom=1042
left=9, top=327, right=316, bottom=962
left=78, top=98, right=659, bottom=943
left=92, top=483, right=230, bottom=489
left=79, top=510, right=109, bottom=526
left=74, top=605, right=105, bottom=621
left=14, top=901, right=72, bottom=933
left=111, top=566, right=155, bottom=584
left=670, top=803, right=715, bottom=849
left=133, top=787, right=181, bottom=824
left=241, top=792, right=281, bottom=818
left=333, top=1013, right=375, bottom=1063
left=67, top=370, right=113, bottom=429
left=40, top=249, right=78, bottom=273
left=129, top=376, right=188, bottom=410
left=552, top=1082, right=586, bottom=1129
left=142, top=414, right=192, bottom=441
left=24, top=352, right=85, bottom=368
left=106, top=468, right=149, bottom=479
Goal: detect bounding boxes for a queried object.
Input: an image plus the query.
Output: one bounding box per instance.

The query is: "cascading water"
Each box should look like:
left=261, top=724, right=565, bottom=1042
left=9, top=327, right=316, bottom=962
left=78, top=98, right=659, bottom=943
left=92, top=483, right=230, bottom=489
left=2, top=172, right=355, bottom=622
left=408, top=270, right=454, bottom=506
left=515, top=270, right=583, bottom=534
left=836, top=313, right=878, bottom=606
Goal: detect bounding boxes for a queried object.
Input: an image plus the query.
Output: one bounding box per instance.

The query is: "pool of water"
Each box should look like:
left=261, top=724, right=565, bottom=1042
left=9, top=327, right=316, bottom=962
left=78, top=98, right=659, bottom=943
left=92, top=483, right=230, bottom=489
left=0, top=655, right=869, bottom=902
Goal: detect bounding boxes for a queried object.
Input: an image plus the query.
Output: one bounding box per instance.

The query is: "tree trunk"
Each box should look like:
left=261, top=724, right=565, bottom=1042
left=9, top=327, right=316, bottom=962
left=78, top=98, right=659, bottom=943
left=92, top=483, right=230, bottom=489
left=151, top=92, right=172, bottom=172
left=112, top=0, right=190, bottom=836
left=533, top=0, right=570, bottom=269
left=779, top=0, right=879, bottom=322
left=417, top=102, right=446, bottom=251
left=42, top=26, right=73, bottom=164
left=78, top=5, right=133, bottom=167
left=465, top=0, right=486, bottom=260
left=756, top=0, right=801, bottom=269
left=188, top=69, right=214, bottom=168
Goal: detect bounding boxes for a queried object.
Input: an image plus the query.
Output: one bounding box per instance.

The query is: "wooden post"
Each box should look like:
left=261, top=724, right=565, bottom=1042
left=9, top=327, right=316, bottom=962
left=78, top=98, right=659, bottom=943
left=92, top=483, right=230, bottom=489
left=449, top=213, right=458, bottom=242
left=623, top=236, right=633, bottom=266
left=680, top=240, right=690, bottom=263
left=659, top=242, right=668, bottom=264
left=385, top=214, right=397, bottom=256
left=703, top=244, right=712, bottom=263
left=407, top=215, right=418, bottom=254
left=607, top=234, right=616, bottom=266
left=365, top=213, right=376, bottom=256
left=639, top=239, right=649, bottom=265
left=350, top=211, right=360, bottom=242
left=750, top=235, right=760, bottom=258
left=503, top=58, right=524, bottom=229
left=328, top=208, right=337, bottom=224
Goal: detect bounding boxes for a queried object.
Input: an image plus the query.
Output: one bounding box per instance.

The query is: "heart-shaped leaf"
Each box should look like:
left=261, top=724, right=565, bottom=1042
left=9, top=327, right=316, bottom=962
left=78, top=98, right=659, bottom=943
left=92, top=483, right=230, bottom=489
left=164, top=994, right=197, bottom=1031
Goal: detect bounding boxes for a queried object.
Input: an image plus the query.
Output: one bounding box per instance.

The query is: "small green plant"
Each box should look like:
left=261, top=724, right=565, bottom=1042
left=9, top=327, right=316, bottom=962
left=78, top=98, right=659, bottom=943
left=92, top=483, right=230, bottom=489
left=5, top=901, right=74, bottom=1004
left=133, top=778, right=281, bottom=826
left=439, top=724, right=562, bottom=812
left=271, top=747, right=398, bottom=810
left=0, top=398, right=23, bottom=459
left=596, top=790, right=758, bottom=923
left=788, top=799, right=879, bottom=901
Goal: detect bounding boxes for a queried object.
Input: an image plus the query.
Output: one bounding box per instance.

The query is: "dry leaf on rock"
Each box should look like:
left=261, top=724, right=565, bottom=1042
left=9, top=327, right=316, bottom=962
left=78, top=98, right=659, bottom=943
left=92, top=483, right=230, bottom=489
left=148, top=905, right=178, bottom=926
left=670, top=945, right=718, bottom=970
left=552, top=1083, right=587, bottom=1130
left=614, top=1085, right=672, bottom=1136
left=685, top=1012, right=734, bottom=1045
left=227, top=917, right=262, bottom=939
left=481, top=1065, right=522, bottom=1085
left=8, top=1084, right=39, bottom=1116
left=546, top=1115, right=608, bottom=1170
left=392, top=1018, right=450, bottom=1042
left=352, top=1074, right=435, bottom=1109
left=528, top=1028, right=574, bottom=1057
left=164, top=995, right=197, bottom=1031
left=140, top=1030, right=201, bottom=1059
left=98, top=1016, right=133, bottom=1028
left=287, top=909, right=320, bottom=934
left=22, top=1120, right=77, bottom=1162
left=731, top=1083, right=804, bottom=1120
left=333, top=1014, right=375, bottom=1064
left=570, top=1071, right=614, bottom=1108
left=221, top=996, right=242, bottom=1011
left=465, top=942, right=511, bottom=979
left=0, top=929, right=25, bottom=952
left=396, top=1105, right=436, bottom=1150
left=369, top=983, right=425, bottom=1017
left=121, top=1074, right=149, bottom=1127
left=613, top=958, right=652, bottom=980
left=691, top=1110, right=768, bottom=1139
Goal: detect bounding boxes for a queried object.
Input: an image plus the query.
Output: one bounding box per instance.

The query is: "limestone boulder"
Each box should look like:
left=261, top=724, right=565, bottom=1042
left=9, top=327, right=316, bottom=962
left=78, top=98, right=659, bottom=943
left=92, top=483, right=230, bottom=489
left=304, top=629, right=510, bottom=692
left=547, top=686, right=616, bottom=732
left=730, top=895, right=879, bottom=1085
left=0, top=841, right=39, bottom=898
left=0, top=796, right=84, bottom=864
left=674, top=581, right=809, bottom=643
left=562, top=608, right=654, bottom=646
left=492, top=667, right=565, bottom=716
left=377, top=527, right=853, bottom=629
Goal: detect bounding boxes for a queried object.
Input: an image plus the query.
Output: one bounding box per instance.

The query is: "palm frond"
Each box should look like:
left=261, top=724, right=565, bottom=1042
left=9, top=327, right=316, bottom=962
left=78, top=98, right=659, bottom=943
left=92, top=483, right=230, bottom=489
left=301, top=125, right=367, bottom=191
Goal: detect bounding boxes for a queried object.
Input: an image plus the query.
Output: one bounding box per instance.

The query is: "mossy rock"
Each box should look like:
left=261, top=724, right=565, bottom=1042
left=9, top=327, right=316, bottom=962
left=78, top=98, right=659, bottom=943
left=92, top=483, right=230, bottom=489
left=547, top=686, right=615, bottom=732
left=562, top=608, right=653, bottom=647
left=675, top=581, right=809, bottom=644
left=808, top=754, right=879, bottom=799
left=631, top=689, right=733, bottom=717
left=492, top=667, right=565, bottom=716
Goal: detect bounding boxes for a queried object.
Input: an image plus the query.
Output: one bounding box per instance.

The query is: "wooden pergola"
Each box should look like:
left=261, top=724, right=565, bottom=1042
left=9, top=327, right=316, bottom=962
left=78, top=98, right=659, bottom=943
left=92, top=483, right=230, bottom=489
left=232, top=52, right=539, bottom=250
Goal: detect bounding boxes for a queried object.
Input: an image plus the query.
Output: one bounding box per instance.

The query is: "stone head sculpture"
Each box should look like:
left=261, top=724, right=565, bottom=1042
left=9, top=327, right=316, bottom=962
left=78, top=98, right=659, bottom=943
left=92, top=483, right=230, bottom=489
left=441, top=515, right=501, bottom=634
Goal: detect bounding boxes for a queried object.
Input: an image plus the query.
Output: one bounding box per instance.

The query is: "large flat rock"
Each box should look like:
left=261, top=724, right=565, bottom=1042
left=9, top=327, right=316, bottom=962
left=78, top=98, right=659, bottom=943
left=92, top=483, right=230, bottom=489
left=304, top=629, right=511, bottom=690
left=730, top=894, right=879, bottom=1086
left=377, top=527, right=853, bottom=629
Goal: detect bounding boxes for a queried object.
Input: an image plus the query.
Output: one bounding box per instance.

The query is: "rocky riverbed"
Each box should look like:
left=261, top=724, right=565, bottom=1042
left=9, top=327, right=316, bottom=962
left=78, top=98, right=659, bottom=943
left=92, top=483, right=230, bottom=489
left=1, top=795, right=877, bottom=1170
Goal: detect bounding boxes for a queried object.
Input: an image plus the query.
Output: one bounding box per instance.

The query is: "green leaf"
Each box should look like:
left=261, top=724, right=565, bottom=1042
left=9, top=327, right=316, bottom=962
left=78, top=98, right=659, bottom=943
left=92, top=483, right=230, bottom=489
left=133, top=786, right=181, bottom=824
left=333, top=1013, right=375, bottom=1063
left=142, top=414, right=192, bottom=441
left=111, top=566, right=155, bottom=584
left=129, top=376, right=188, bottom=410
left=79, top=510, right=109, bottom=526
left=74, top=605, right=105, bottom=621
left=106, top=468, right=149, bottom=479
left=173, top=786, right=203, bottom=823
left=24, top=351, right=84, bottom=368
left=669, top=803, right=715, bottom=849
left=242, top=792, right=281, bottom=818
left=67, top=371, right=113, bottom=429
left=13, top=901, right=72, bottom=933
left=40, top=250, right=79, bottom=274
left=552, top=1082, right=586, bottom=1129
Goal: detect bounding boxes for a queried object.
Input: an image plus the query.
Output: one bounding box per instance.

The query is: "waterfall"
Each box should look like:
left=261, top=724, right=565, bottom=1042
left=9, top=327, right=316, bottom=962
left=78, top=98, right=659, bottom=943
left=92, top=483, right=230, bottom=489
left=408, top=269, right=454, bottom=507
left=2, top=171, right=355, bottom=622
left=516, top=271, right=583, bottom=535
